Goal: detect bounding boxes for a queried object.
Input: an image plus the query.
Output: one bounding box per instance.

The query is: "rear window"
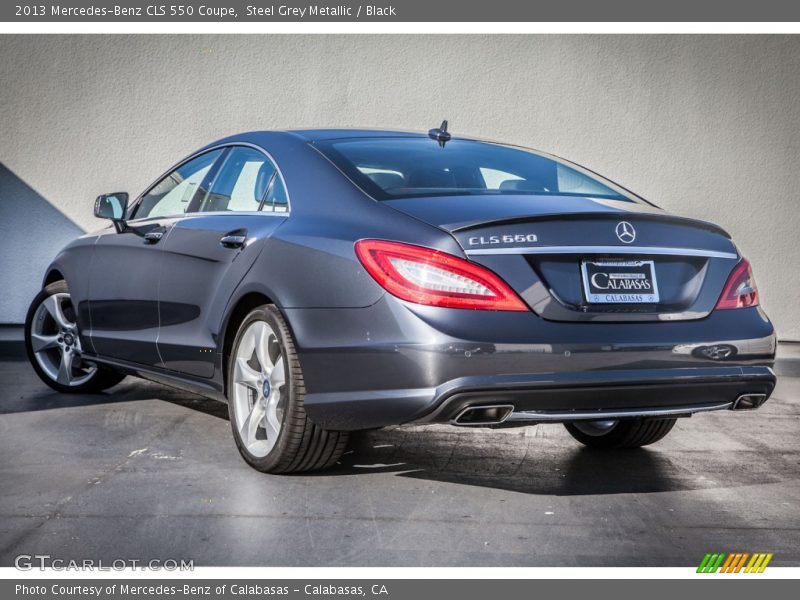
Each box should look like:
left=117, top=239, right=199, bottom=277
left=314, top=137, right=635, bottom=202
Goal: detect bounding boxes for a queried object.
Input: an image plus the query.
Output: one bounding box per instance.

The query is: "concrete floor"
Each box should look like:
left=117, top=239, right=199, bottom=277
left=0, top=358, right=798, bottom=567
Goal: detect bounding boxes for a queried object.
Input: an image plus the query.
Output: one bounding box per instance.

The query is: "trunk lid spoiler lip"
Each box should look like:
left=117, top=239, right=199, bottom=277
left=444, top=211, right=730, bottom=238
left=381, top=194, right=731, bottom=238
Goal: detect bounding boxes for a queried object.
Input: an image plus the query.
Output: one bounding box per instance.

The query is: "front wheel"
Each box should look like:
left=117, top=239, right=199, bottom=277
left=227, top=304, right=349, bottom=473
left=25, top=281, right=125, bottom=393
left=564, top=418, right=677, bottom=449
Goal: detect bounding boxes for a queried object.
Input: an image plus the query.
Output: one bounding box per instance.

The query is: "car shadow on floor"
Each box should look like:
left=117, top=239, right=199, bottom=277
left=314, top=425, right=785, bottom=497
left=325, top=433, right=681, bottom=496
left=0, top=373, right=230, bottom=420
left=4, top=370, right=790, bottom=498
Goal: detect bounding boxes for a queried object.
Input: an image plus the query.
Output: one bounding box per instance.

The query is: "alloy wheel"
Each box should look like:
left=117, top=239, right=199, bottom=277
left=29, top=292, right=97, bottom=386
left=231, top=320, right=288, bottom=458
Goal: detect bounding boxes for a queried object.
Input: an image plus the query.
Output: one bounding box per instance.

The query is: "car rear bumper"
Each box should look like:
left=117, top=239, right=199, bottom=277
left=416, top=365, right=776, bottom=426
left=286, top=298, right=777, bottom=430
left=300, top=364, right=775, bottom=430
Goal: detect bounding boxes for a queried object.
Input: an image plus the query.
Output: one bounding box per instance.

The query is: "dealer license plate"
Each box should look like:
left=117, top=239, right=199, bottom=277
left=580, top=260, right=660, bottom=304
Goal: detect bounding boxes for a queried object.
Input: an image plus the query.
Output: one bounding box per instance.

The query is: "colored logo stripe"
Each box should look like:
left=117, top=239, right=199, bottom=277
left=721, top=553, right=749, bottom=573
left=697, top=552, right=773, bottom=573
left=745, top=553, right=773, bottom=573
left=697, top=553, right=726, bottom=573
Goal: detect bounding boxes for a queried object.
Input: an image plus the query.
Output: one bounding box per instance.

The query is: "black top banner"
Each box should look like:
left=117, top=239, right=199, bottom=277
left=4, top=0, right=800, bottom=22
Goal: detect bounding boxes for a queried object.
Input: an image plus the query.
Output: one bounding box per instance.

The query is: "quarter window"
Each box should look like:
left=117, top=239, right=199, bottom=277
left=263, top=173, right=289, bottom=213
left=135, top=149, right=223, bottom=220
left=196, top=146, right=283, bottom=213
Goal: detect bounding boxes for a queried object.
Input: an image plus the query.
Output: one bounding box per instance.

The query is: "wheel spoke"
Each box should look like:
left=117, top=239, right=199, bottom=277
left=234, top=357, right=261, bottom=391
left=265, top=395, right=282, bottom=441
left=269, top=355, right=286, bottom=389
left=42, top=295, right=71, bottom=330
left=56, top=350, right=74, bottom=385
left=241, top=401, right=265, bottom=443
left=30, top=333, right=59, bottom=353
left=254, top=324, right=272, bottom=374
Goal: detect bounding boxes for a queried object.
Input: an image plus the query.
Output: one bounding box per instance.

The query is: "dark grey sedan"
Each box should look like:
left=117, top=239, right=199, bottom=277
left=25, top=126, right=777, bottom=472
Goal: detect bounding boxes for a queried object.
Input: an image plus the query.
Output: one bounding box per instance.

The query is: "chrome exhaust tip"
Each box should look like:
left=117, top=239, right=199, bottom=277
left=731, top=393, right=768, bottom=410
left=452, top=404, right=515, bottom=426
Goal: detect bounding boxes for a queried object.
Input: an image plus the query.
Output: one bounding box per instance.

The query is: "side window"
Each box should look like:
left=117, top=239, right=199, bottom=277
left=196, top=146, right=276, bottom=213
left=135, top=149, right=222, bottom=220
left=556, top=163, right=618, bottom=197
left=263, top=174, right=289, bottom=213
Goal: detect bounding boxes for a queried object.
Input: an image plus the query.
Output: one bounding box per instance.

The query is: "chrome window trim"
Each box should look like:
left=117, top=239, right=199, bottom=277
left=176, top=210, right=289, bottom=219
left=128, top=141, right=291, bottom=222
left=465, top=245, right=738, bottom=259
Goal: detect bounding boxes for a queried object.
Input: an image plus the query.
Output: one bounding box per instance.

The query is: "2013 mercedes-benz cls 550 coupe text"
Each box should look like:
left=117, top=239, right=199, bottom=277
left=26, top=125, right=777, bottom=473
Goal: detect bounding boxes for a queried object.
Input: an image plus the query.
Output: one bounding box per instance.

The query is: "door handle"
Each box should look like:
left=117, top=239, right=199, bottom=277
left=220, top=232, right=247, bottom=248
left=143, top=231, right=164, bottom=244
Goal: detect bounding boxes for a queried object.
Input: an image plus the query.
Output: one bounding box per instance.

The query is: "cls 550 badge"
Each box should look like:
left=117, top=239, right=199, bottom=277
left=468, top=233, right=538, bottom=245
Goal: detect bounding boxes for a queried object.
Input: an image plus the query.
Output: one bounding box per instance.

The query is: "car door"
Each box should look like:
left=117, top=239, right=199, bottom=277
left=88, top=148, right=224, bottom=366
left=156, top=145, right=290, bottom=378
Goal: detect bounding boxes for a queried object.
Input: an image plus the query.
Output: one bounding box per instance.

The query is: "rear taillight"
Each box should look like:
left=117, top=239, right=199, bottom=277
left=355, top=239, right=528, bottom=311
left=715, top=258, right=759, bottom=310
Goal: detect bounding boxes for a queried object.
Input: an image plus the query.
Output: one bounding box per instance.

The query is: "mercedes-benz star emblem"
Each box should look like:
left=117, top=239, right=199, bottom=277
left=615, top=221, right=636, bottom=244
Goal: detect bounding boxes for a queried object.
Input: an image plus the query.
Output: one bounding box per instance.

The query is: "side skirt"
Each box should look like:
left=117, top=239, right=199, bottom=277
left=85, top=353, right=227, bottom=402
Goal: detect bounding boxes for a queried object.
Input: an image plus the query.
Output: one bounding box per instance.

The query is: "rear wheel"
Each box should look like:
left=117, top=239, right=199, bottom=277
left=25, top=281, right=125, bottom=393
left=227, top=304, right=348, bottom=473
left=564, top=418, right=677, bottom=449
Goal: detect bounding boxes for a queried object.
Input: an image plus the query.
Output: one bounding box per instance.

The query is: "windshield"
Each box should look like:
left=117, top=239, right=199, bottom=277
left=314, top=137, right=636, bottom=202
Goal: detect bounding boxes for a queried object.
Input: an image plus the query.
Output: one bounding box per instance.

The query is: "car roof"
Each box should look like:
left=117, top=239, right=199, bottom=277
left=204, top=129, right=433, bottom=151
left=285, top=129, right=429, bottom=142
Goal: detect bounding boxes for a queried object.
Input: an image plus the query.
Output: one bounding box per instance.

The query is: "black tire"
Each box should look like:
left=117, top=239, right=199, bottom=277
left=25, top=280, right=126, bottom=394
left=227, top=304, right=349, bottom=473
left=564, top=418, right=677, bottom=449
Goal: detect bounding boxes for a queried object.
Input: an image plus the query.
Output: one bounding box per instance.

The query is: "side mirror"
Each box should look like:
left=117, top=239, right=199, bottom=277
left=95, top=192, right=130, bottom=233
left=94, top=192, right=129, bottom=221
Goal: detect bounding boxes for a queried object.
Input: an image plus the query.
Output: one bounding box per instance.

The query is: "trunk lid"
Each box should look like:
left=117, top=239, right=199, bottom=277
left=384, top=195, right=739, bottom=322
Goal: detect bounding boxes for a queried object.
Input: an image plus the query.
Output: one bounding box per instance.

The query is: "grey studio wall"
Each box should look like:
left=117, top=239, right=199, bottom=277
left=1, top=35, right=798, bottom=339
